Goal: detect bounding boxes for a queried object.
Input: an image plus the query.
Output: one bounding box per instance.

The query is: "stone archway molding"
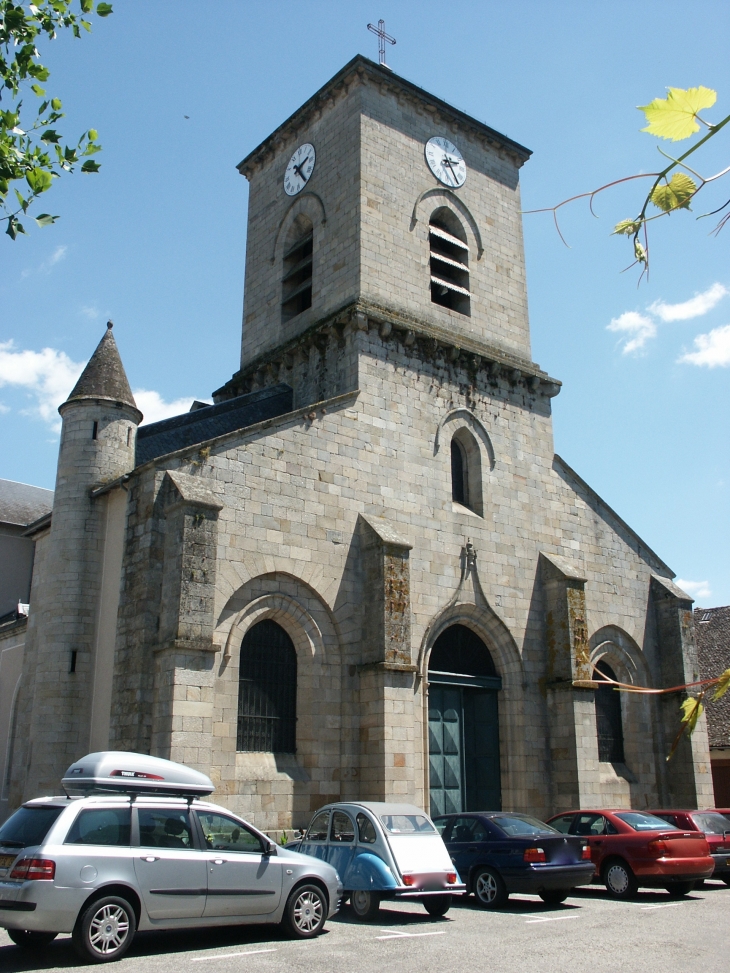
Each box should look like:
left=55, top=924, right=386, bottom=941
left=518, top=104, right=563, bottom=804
left=435, top=407, right=495, bottom=468
left=410, top=187, right=484, bottom=259
left=270, top=191, right=327, bottom=264
left=589, top=624, right=652, bottom=688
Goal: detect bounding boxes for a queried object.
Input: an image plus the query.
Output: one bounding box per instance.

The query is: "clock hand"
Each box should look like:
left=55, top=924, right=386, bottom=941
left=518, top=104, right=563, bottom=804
left=293, top=157, right=311, bottom=180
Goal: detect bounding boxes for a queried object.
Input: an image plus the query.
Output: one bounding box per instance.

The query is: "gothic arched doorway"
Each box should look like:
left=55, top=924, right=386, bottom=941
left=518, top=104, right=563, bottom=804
left=427, top=624, right=502, bottom=815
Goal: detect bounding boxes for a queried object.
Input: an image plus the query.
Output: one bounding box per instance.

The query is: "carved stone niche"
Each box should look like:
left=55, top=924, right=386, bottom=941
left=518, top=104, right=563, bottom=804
left=357, top=514, right=414, bottom=669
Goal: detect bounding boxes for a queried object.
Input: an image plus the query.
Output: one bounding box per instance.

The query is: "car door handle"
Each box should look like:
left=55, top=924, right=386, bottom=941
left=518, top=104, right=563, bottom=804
left=212, top=859, right=226, bottom=865
left=141, top=856, right=159, bottom=863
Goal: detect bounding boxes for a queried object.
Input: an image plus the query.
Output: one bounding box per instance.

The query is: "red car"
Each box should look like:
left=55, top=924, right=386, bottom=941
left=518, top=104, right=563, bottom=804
left=649, top=810, right=730, bottom=885
left=547, top=809, right=714, bottom=899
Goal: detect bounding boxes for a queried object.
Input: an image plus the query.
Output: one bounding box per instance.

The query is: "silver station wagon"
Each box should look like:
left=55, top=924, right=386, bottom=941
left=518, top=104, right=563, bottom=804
left=0, top=753, right=342, bottom=963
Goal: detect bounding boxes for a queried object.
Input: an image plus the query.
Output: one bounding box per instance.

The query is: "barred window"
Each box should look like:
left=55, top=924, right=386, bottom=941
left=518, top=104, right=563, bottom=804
left=237, top=619, right=297, bottom=753
left=594, top=660, right=624, bottom=763
left=429, top=208, right=470, bottom=316
left=281, top=215, right=313, bottom=323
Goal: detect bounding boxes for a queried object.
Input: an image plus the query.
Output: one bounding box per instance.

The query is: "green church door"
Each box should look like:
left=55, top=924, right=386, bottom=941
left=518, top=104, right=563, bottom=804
left=427, top=624, right=503, bottom=817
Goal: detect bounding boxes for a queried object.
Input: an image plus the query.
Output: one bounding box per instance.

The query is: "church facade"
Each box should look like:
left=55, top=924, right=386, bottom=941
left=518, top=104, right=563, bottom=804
left=6, top=56, right=714, bottom=830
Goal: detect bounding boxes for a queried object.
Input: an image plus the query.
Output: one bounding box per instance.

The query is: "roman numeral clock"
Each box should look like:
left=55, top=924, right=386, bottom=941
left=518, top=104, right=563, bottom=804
left=425, top=136, right=466, bottom=188
left=284, top=143, right=316, bottom=196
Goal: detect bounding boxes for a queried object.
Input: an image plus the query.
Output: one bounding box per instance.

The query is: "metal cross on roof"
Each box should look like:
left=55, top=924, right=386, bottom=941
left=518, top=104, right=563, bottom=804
left=367, top=19, right=396, bottom=67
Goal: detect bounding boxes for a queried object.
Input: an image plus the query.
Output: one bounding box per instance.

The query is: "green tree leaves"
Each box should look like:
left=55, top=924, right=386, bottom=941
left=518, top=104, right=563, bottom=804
left=650, top=172, right=697, bottom=212
left=639, top=86, right=717, bottom=141
left=1, top=1, right=113, bottom=239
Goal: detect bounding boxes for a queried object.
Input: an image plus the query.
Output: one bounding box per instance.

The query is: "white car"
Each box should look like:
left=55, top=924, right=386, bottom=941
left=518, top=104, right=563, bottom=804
left=0, top=753, right=342, bottom=962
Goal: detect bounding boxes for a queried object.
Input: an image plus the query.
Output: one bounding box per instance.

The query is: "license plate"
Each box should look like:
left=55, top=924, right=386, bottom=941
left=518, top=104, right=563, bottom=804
left=0, top=855, right=15, bottom=869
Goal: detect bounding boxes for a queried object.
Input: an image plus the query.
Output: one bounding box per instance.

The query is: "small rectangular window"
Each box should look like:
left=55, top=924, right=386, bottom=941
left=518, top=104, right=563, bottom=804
left=137, top=809, right=193, bottom=849
left=281, top=231, right=313, bottom=322
left=92, top=421, right=98, bottom=440
left=65, top=808, right=131, bottom=847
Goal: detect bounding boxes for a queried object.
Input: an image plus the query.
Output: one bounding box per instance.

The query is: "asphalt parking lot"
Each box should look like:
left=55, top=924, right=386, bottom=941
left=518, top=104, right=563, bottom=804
left=0, top=880, right=727, bottom=973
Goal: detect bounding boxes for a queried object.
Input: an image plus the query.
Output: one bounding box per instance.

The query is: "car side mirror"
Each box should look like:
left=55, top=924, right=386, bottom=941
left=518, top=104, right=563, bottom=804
left=264, top=840, right=277, bottom=856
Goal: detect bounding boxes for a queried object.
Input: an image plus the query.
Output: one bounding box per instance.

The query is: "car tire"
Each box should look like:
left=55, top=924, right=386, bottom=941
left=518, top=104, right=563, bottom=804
left=281, top=883, right=327, bottom=939
left=72, top=895, right=136, bottom=963
left=602, top=860, right=638, bottom=900
left=473, top=867, right=508, bottom=909
left=7, top=930, right=57, bottom=949
left=539, top=890, right=569, bottom=905
left=666, top=882, right=694, bottom=898
left=350, top=889, right=381, bottom=921
left=724, top=877, right=730, bottom=887
left=423, top=895, right=451, bottom=917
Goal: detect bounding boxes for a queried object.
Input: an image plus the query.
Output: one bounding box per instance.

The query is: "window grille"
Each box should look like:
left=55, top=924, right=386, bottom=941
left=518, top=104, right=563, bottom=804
left=281, top=228, right=313, bottom=322
left=237, top=619, right=297, bottom=753
left=429, top=216, right=470, bottom=315
left=594, top=660, right=624, bottom=762
left=451, top=438, right=467, bottom=505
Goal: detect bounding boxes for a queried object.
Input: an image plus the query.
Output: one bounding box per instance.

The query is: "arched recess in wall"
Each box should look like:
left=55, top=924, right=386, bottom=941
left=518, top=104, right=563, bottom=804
left=589, top=625, right=660, bottom=803
left=271, top=191, right=327, bottom=264
left=436, top=408, right=495, bottom=518
left=410, top=188, right=483, bottom=258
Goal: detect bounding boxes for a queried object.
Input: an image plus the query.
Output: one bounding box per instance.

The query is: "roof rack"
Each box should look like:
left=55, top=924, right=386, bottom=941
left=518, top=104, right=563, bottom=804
left=61, top=752, right=214, bottom=799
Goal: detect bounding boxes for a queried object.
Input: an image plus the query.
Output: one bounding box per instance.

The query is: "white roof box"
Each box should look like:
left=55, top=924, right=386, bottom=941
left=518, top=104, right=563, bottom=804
left=62, top=752, right=214, bottom=798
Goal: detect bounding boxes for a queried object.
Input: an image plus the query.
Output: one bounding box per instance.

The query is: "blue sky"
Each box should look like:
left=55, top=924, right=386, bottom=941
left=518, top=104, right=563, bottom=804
left=1, top=0, right=728, bottom=605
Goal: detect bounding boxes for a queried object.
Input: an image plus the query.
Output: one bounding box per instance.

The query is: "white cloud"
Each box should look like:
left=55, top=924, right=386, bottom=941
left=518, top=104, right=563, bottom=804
left=675, top=578, right=712, bottom=602
left=606, top=311, right=657, bottom=354
left=649, top=283, right=727, bottom=322
left=134, top=389, right=195, bottom=425
left=678, top=324, right=730, bottom=368
left=0, top=340, right=195, bottom=432
left=48, top=245, right=67, bottom=266
left=0, top=340, right=84, bottom=431
left=80, top=305, right=100, bottom=320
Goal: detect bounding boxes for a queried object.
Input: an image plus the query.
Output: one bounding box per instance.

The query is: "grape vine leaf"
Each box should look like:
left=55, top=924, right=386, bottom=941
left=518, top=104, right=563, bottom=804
left=650, top=173, right=697, bottom=212
left=639, top=86, right=717, bottom=142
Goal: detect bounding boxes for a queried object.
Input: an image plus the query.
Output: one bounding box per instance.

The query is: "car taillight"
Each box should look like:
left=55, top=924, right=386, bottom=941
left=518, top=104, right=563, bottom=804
left=446, top=872, right=457, bottom=884
left=402, top=874, right=415, bottom=886
left=582, top=844, right=592, bottom=860
left=647, top=840, right=667, bottom=857
left=524, top=847, right=546, bottom=863
left=10, top=858, right=55, bottom=881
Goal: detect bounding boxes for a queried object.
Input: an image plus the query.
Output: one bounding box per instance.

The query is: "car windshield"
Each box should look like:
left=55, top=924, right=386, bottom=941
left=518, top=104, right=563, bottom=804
left=692, top=812, right=730, bottom=834
left=380, top=814, right=435, bottom=834
left=492, top=814, right=558, bottom=836
left=615, top=812, right=681, bottom=832
left=0, top=805, right=65, bottom=848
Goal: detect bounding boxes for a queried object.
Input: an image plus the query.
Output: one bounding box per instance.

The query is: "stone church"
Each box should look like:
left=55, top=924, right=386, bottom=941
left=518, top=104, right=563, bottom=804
left=4, top=55, right=715, bottom=830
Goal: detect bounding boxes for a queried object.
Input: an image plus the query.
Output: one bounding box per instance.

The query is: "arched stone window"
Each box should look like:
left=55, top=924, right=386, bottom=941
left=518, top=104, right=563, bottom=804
left=237, top=619, right=297, bottom=753
left=594, top=660, right=625, bottom=762
left=429, top=207, right=470, bottom=316
left=281, top=214, right=313, bottom=323
left=450, top=428, right=483, bottom=516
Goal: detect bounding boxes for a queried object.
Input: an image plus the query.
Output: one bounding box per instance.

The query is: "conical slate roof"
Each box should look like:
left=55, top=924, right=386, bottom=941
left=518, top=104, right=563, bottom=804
left=64, top=322, right=138, bottom=412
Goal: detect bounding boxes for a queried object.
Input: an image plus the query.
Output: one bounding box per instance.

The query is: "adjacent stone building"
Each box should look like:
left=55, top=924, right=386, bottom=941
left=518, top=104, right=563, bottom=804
left=4, top=56, right=715, bottom=828
left=695, top=606, right=730, bottom=805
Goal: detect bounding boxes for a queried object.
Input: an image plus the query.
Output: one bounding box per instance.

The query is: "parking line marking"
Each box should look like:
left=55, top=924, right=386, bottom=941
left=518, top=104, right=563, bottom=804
left=640, top=903, right=680, bottom=911
left=525, top=915, right=580, bottom=924
left=376, top=930, right=447, bottom=940
left=191, top=948, right=277, bottom=961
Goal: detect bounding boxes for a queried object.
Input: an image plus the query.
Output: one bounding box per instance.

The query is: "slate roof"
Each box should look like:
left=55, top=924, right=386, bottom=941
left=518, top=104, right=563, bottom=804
left=695, top=605, right=730, bottom=748
left=0, top=479, right=54, bottom=528
left=135, top=384, right=294, bottom=467
left=65, top=322, right=138, bottom=412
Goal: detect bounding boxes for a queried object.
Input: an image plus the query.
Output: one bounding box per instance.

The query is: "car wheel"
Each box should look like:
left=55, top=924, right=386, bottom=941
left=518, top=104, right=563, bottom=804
left=72, top=895, right=136, bottom=963
left=7, top=930, right=57, bottom=949
left=666, top=882, right=694, bottom=898
left=350, top=889, right=381, bottom=921
left=724, top=877, right=730, bottom=887
left=282, top=883, right=327, bottom=939
left=473, top=867, right=508, bottom=909
left=539, top=890, right=569, bottom=905
left=602, top=860, right=638, bottom=900
left=423, top=895, right=451, bottom=917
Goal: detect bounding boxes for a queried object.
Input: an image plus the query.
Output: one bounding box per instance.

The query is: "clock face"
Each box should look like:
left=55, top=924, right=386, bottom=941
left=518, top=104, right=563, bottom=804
left=284, top=143, right=316, bottom=196
left=425, top=136, right=466, bottom=188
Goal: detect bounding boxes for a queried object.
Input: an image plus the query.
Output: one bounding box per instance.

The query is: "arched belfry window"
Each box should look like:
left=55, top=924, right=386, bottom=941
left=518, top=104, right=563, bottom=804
left=281, top=214, right=313, bottom=323
left=594, top=660, right=624, bottom=763
left=237, top=619, right=297, bottom=753
left=450, top=428, right=483, bottom=516
left=429, top=207, right=470, bottom=316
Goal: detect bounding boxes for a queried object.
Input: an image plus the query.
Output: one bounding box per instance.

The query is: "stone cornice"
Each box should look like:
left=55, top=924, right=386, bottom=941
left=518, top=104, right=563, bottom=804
left=237, top=55, right=531, bottom=181
left=214, top=300, right=562, bottom=403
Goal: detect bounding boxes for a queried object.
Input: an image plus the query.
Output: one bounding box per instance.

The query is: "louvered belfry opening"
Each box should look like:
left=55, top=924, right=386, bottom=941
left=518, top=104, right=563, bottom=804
left=281, top=216, right=313, bottom=323
left=237, top=619, right=297, bottom=753
left=429, top=208, right=470, bottom=315
left=594, top=660, right=625, bottom=763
